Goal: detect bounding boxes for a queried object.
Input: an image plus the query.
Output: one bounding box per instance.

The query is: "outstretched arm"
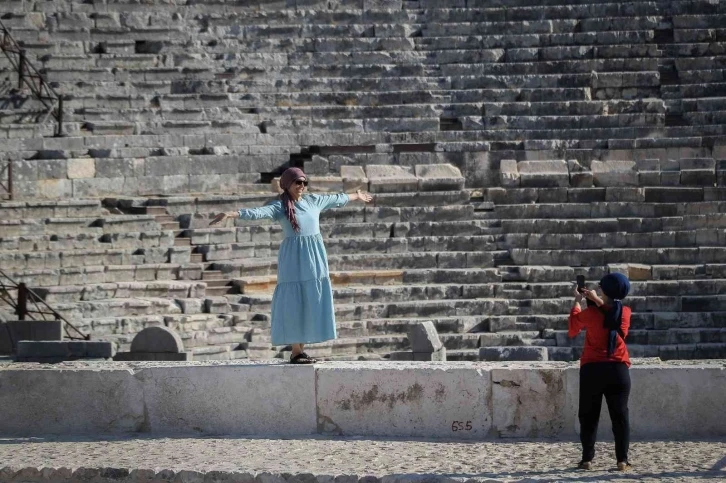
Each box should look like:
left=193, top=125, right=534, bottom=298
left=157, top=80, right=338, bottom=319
left=309, top=190, right=373, bottom=212
left=209, top=203, right=281, bottom=226
left=349, top=189, right=373, bottom=203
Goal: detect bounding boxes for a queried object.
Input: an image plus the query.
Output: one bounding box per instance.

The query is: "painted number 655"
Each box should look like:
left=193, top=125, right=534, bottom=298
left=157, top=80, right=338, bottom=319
left=451, top=420, right=472, bottom=432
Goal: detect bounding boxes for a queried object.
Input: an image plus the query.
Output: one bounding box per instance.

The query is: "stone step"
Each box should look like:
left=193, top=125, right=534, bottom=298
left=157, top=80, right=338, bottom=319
left=629, top=343, right=726, bottom=360
left=0, top=246, right=194, bottom=270
left=53, top=297, right=184, bottom=320
left=485, top=188, right=726, bottom=205
left=547, top=327, right=726, bottom=347
left=190, top=345, right=249, bottom=361
left=278, top=334, right=409, bottom=358
left=500, top=214, right=726, bottom=234
left=0, top=230, right=178, bottom=252
left=60, top=96, right=685, bottom=123
left=233, top=279, right=726, bottom=304
left=197, top=236, right=502, bottom=262
left=213, top=250, right=508, bottom=277
left=479, top=331, right=547, bottom=347
left=8, top=263, right=205, bottom=287
left=494, top=201, right=726, bottom=220
left=336, top=316, right=480, bottom=338
left=510, top=247, right=726, bottom=267
left=0, top=199, right=104, bottom=219
left=0, top=215, right=160, bottom=237
left=32, top=281, right=206, bottom=303
left=84, top=313, right=229, bottom=337
left=501, top=230, right=726, bottom=250
left=185, top=219, right=502, bottom=245
left=180, top=327, right=249, bottom=348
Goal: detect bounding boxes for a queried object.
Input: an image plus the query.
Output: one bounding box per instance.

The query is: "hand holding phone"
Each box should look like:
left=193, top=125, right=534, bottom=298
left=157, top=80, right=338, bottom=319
left=576, top=275, right=597, bottom=307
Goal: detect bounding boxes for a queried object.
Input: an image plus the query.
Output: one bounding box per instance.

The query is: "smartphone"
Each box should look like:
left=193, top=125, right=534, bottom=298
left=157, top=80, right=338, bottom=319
left=576, top=275, right=596, bottom=307
left=576, top=275, right=586, bottom=293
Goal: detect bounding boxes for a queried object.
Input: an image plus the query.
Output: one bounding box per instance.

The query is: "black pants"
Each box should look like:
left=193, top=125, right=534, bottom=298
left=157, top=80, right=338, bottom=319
left=579, top=362, right=631, bottom=463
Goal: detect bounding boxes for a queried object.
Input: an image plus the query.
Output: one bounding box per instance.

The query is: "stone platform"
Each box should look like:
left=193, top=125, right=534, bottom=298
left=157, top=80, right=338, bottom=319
left=1, top=361, right=724, bottom=441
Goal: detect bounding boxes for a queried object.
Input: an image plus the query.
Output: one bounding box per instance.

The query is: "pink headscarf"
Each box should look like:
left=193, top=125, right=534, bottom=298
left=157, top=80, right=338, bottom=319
left=279, top=167, right=306, bottom=232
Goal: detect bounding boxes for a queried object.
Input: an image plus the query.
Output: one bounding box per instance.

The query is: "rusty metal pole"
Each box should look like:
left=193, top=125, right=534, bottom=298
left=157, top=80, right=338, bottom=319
left=17, top=282, right=28, bottom=320
left=17, top=49, right=25, bottom=89
left=55, top=97, right=64, bottom=137
left=7, top=160, right=12, bottom=200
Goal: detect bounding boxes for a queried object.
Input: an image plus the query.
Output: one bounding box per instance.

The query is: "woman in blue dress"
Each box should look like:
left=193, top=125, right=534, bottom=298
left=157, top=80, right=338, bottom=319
left=210, top=167, right=373, bottom=364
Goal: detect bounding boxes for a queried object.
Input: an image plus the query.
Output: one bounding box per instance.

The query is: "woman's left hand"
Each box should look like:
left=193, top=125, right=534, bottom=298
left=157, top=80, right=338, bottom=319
left=356, top=190, right=373, bottom=203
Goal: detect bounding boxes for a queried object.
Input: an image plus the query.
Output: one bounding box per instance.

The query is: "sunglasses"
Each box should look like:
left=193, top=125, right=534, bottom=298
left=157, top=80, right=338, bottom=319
left=294, top=179, right=309, bottom=187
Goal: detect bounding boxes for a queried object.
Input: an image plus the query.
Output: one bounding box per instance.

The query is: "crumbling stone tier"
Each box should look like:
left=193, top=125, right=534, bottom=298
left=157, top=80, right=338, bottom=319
left=1, top=0, right=726, bottom=361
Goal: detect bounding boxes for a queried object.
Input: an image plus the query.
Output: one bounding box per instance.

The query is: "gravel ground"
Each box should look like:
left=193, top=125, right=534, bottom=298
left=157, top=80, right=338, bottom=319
left=0, top=436, right=724, bottom=482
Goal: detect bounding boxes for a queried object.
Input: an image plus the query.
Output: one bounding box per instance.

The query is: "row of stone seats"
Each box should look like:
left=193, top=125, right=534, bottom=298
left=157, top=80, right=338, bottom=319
left=7, top=263, right=205, bottom=287
left=5, top=184, right=725, bottom=361
left=0, top=230, right=181, bottom=252
left=2, top=1, right=725, bottom=158
left=498, top=159, right=725, bottom=188
left=192, top=184, right=724, bottom=360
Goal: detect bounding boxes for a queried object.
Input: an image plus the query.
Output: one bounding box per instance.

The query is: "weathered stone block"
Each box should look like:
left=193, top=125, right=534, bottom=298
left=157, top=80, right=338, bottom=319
left=139, top=364, right=316, bottom=435
left=316, top=362, right=491, bottom=438
left=340, top=165, right=368, bottom=191
left=567, top=159, right=592, bottom=187
left=415, top=163, right=465, bottom=191
left=492, top=367, right=565, bottom=437
left=591, top=160, right=638, bottom=186
left=407, top=321, right=443, bottom=352
left=499, top=159, right=520, bottom=187
left=37, top=179, right=73, bottom=198
left=16, top=340, right=115, bottom=360
left=517, top=160, right=569, bottom=187
left=67, top=158, right=96, bottom=179
left=366, top=165, right=418, bottom=193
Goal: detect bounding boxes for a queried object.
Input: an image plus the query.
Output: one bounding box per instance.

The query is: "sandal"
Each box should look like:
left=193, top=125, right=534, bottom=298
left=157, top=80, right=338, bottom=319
left=290, top=353, right=313, bottom=365
left=300, top=352, right=318, bottom=363
left=577, top=461, right=592, bottom=470
left=617, top=461, right=632, bottom=472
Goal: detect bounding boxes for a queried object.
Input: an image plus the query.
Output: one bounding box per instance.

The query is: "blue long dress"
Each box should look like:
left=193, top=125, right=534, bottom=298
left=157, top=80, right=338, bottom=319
left=237, top=193, right=350, bottom=345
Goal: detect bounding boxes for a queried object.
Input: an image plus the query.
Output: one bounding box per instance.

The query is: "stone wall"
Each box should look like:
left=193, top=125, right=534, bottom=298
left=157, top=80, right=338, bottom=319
left=1, top=361, right=724, bottom=439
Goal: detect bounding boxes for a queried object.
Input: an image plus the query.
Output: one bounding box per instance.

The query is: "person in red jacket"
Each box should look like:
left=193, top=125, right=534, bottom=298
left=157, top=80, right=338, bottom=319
left=569, top=272, right=632, bottom=472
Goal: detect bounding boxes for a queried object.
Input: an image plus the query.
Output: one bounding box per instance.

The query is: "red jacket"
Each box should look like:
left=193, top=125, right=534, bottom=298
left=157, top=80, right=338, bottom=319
left=569, top=305, right=631, bottom=368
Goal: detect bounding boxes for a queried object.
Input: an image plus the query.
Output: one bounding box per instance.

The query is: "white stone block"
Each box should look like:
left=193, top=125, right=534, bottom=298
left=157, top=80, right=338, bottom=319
left=315, top=362, right=492, bottom=439
left=0, top=368, right=145, bottom=435
left=492, top=366, right=569, bottom=438
left=414, top=163, right=465, bottom=191
left=365, top=165, right=418, bottom=193
left=67, top=158, right=96, bottom=179
left=140, top=364, right=317, bottom=436
left=340, top=165, right=369, bottom=191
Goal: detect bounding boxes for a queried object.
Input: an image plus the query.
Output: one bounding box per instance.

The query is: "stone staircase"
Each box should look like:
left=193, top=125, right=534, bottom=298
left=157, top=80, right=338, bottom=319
left=6, top=178, right=724, bottom=362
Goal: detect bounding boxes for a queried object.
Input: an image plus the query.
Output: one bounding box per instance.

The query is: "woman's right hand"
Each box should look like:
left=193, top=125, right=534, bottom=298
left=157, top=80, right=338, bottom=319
left=209, top=211, right=238, bottom=226
left=582, top=289, right=604, bottom=306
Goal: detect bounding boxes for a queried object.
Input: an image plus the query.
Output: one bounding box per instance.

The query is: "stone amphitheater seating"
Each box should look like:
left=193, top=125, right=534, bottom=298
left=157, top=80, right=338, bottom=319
left=3, top=174, right=726, bottom=361
left=1, top=0, right=726, bottom=361
left=1, top=0, right=726, bottom=198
